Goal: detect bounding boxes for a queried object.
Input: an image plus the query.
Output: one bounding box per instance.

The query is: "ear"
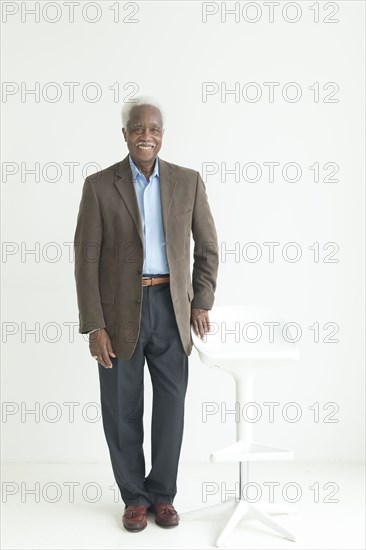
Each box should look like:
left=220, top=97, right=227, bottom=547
left=122, top=128, right=127, bottom=142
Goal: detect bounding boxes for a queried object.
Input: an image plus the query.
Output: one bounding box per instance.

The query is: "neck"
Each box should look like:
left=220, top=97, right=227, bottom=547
left=130, top=155, right=157, bottom=180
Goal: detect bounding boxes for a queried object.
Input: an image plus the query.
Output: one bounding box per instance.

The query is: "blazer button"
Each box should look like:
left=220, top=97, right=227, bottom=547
left=137, top=298, right=141, bottom=303
left=137, top=269, right=142, bottom=275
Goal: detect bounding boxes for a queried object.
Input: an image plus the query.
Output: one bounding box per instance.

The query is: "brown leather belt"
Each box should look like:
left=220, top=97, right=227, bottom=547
left=142, top=276, right=170, bottom=287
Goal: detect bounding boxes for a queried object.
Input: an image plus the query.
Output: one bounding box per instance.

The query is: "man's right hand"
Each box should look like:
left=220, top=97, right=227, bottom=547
left=89, top=329, right=116, bottom=369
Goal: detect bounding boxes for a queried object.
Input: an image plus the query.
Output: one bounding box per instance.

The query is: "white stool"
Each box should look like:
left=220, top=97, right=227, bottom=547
left=182, top=305, right=300, bottom=547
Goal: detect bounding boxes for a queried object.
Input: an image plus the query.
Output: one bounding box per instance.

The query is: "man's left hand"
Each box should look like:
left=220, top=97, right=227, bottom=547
left=191, top=308, right=211, bottom=339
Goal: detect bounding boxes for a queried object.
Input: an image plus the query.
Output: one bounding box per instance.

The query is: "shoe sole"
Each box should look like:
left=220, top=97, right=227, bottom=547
left=155, top=519, right=179, bottom=528
left=123, top=523, right=147, bottom=532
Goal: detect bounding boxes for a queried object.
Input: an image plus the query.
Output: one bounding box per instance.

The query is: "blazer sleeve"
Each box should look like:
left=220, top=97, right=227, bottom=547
left=191, top=173, right=219, bottom=310
left=74, top=177, right=106, bottom=333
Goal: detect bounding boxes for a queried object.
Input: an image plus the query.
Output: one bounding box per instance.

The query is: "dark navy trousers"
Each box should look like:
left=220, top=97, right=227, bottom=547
left=98, top=278, right=189, bottom=507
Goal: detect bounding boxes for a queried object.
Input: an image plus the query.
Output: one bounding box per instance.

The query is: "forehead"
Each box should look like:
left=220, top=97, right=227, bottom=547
left=129, top=105, right=162, bottom=126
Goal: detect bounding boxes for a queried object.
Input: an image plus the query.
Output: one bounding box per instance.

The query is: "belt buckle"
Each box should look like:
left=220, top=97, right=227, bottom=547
left=142, top=276, right=154, bottom=287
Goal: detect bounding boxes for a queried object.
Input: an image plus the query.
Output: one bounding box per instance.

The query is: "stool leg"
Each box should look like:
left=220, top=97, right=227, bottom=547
left=180, top=499, right=235, bottom=522
left=239, top=461, right=249, bottom=494
left=259, top=502, right=298, bottom=515
left=248, top=503, right=297, bottom=542
left=216, top=500, right=249, bottom=547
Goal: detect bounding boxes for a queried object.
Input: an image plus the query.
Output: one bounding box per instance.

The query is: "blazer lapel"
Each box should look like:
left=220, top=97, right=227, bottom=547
left=158, top=157, right=177, bottom=239
left=114, top=155, right=143, bottom=244
left=114, top=155, right=177, bottom=245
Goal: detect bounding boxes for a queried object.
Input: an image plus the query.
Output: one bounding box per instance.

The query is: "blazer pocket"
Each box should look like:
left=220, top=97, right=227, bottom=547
left=100, top=291, right=114, bottom=304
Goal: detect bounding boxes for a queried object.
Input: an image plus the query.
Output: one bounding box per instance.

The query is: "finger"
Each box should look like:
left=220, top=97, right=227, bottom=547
left=89, top=347, right=99, bottom=361
left=99, top=357, right=110, bottom=369
left=101, top=347, right=113, bottom=368
left=92, top=351, right=103, bottom=365
left=200, top=313, right=208, bottom=330
left=206, top=314, right=212, bottom=333
left=196, top=320, right=205, bottom=339
left=202, top=319, right=210, bottom=337
left=107, top=341, right=116, bottom=358
left=100, top=351, right=112, bottom=368
left=93, top=354, right=104, bottom=367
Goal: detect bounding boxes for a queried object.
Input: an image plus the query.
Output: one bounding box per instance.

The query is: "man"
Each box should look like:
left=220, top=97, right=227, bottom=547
left=74, top=97, right=219, bottom=532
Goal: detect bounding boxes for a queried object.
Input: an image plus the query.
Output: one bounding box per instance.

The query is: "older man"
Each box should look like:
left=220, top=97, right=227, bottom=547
left=74, top=97, right=219, bottom=531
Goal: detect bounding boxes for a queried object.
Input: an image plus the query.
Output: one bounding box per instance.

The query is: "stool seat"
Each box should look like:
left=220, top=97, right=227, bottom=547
left=211, top=441, right=294, bottom=463
left=192, top=304, right=299, bottom=366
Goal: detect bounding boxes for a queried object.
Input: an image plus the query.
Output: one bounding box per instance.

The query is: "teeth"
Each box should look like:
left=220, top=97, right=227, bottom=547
left=137, top=145, right=153, bottom=149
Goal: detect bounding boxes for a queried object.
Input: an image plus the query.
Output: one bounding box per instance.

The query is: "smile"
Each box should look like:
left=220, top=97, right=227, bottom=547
left=136, top=143, right=154, bottom=150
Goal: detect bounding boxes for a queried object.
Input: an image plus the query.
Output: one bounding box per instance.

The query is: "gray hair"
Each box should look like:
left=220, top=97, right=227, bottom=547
left=121, top=96, right=164, bottom=129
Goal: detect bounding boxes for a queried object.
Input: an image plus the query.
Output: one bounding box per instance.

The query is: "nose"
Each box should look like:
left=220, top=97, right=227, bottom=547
left=141, top=128, right=153, bottom=140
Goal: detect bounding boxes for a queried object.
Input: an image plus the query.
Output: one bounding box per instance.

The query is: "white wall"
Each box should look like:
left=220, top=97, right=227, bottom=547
left=2, top=0, right=364, bottom=463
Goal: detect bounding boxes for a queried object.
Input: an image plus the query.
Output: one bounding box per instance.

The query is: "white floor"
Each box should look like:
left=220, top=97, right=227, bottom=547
left=1, top=461, right=364, bottom=550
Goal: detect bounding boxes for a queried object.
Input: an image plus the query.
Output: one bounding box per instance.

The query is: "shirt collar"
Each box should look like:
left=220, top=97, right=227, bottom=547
left=128, top=154, right=159, bottom=181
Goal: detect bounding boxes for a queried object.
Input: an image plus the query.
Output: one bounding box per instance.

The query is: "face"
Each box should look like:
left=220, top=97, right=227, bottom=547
left=122, top=105, right=164, bottom=167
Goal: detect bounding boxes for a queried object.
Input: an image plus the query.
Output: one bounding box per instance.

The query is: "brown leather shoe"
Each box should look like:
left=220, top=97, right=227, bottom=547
left=122, top=505, right=148, bottom=531
left=152, top=503, right=179, bottom=527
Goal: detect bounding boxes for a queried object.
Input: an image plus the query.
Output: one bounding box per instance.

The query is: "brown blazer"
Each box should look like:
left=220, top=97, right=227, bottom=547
left=74, top=155, right=219, bottom=359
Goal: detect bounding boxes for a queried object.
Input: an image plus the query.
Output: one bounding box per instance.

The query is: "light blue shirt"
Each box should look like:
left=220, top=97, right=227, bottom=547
left=128, top=155, right=170, bottom=276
